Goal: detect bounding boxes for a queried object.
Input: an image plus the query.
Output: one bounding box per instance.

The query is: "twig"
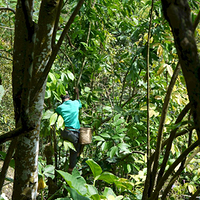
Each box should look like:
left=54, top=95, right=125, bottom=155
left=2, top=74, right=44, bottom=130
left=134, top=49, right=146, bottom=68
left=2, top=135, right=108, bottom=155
left=66, top=33, right=77, bottom=49
left=142, top=1, right=154, bottom=198
left=119, top=56, right=137, bottom=106
left=150, top=63, right=181, bottom=194
left=0, top=26, right=14, bottom=30
left=0, top=7, right=15, bottom=14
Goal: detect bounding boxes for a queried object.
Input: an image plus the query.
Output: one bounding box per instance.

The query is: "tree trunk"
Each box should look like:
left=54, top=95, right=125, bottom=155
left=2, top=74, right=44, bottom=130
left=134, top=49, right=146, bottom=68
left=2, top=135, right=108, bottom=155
left=11, top=0, right=84, bottom=198
left=161, top=0, right=200, bottom=138
left=12, top=0, right=59, bottom=199
left=12, top=86, right=46, bottom=199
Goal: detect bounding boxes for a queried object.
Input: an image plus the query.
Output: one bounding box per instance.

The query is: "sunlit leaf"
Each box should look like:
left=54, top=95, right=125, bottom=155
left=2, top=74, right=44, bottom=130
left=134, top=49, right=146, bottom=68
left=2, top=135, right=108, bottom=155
left=0, top=85, right=5, bottom=102
left=43, top=110, right=54, bottom=119
left=115, top=118, right=125, bottom=126
left=64, top=141, right=76, bottom=151
left=57, top=115, right=64, bottom=129
left=66, top=70, right=75, bottom=81
left=171, top=143, right=175, bottom=155
left=188, top=184, right=196, bottom=194
left=84, top=87, right=91, bottom=92
left=103, top=106, right=112, bottom=112
left=157, top=44, right=163, bottom=57
left=110, top=146, right=118, bottom=158
left=45, top=89, right=51, bottom=99
left=166, top=64, right=173, bottom=77
left=157, top=64, right=165, bottom=75
left=118, top=143, right=131, bottom=153
left=49, top=72, right=57, bottom=84
left=43, top=165, right=55, bottom=179
left=107, top=195, right=115, bottom=200
left=86, top=159, right=102, bottom=179
left=50, top=113, right=58, bottom=125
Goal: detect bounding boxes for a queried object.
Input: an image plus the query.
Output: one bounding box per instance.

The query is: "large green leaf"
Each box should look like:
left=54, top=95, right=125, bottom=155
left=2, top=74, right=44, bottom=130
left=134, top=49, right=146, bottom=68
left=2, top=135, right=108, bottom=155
left=103, top=187, right=116, bottom=199
left=86, top=159, right=102, bottom=179
left=113, top=118, right=125, bottom=126
left=86, top=184, right=98, bottom=196
left=61, top=73, right=69, bottom=86
left=45, top=89, right=51, bottom=99
left=90, top=194, right=102, bottom=200
left=57, top=169, right=87, bottom=195
left=65, top=187, right=90, bottom=200
left=43, top=165, right=55, bottom=179
left=57, top=83, right=66, bottom=96
left=97, top=172, right=118, bottom=184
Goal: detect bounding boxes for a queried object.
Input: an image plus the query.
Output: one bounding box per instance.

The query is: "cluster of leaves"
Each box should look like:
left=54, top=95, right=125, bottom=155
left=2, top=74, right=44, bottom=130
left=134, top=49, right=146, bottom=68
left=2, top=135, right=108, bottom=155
left=38, top=0, right=197, bottom=199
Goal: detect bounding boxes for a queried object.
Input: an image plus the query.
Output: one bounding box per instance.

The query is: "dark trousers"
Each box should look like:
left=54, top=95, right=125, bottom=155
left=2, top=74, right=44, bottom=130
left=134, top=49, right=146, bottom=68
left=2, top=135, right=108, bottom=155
left=61, top=129, right=81, bottom=169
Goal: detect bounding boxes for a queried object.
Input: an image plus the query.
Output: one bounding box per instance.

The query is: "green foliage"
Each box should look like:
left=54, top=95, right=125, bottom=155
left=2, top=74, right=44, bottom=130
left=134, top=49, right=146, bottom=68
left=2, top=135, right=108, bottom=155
left=38, top=0, right=200, bottom=198
left=1, top=0, right=200, bottom=199
left=56, top=159, right=135, bottom=200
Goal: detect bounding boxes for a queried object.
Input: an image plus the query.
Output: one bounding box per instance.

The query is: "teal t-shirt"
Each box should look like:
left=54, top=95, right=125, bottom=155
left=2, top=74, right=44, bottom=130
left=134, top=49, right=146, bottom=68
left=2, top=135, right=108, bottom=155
left=55, top=99, right=82, bottom=129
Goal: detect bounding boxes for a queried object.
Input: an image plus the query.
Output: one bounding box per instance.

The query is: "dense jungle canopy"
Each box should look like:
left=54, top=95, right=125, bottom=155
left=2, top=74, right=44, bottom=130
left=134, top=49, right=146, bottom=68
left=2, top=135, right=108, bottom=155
left=0, top=0, right=200, bottom=199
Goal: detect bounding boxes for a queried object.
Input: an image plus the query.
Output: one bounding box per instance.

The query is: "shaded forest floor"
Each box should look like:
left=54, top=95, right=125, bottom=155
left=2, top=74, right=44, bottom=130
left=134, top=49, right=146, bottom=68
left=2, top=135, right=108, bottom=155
left=0, top=161, right=14, bottom=200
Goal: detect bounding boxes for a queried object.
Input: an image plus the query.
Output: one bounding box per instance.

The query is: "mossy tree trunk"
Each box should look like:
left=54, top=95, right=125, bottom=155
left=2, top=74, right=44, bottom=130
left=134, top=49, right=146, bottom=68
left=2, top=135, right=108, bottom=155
left=12, top=0, right=59, bottom=199
left=11, top=0, right=86, bottom=199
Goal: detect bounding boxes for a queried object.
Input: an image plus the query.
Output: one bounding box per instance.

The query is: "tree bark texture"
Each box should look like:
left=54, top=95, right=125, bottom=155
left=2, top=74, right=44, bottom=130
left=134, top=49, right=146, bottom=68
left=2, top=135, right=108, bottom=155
left=12, top=0, right=60, bottom=199
left=161, top=0, right=200, bottom=138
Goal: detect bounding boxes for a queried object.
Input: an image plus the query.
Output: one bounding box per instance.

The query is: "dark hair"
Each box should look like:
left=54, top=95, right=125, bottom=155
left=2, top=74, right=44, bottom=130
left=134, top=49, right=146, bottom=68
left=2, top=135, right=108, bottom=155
left=60, top=91, right=70, bottom=101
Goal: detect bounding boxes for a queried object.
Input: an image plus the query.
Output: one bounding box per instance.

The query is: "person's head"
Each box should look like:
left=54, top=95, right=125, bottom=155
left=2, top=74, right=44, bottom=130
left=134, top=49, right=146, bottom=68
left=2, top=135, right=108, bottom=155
left=60, top=91, right=70, bottom=102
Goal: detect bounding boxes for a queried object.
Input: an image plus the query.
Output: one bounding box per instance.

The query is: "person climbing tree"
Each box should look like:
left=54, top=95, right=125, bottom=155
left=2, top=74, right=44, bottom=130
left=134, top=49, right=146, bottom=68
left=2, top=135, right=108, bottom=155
left=55, top=87, right=82, bottom=173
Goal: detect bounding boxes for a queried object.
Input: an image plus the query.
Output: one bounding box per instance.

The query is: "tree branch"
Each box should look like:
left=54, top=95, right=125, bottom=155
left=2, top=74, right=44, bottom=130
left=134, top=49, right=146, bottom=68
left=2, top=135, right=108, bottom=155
left=0, top=139, right=18, bottom=192
left=31, top=0, right=85, bottom=103
left=0, top=127, right=34, bottom=144
left=119, top=56, right=137, bottom=106
left=156, top=102, right=191, bottom=181
left=150, top=140, right=200, bottom=200
left=21, top=0, right=35, bottom=41
left=150, top=62, right=181, bottom=194
left=52, top=0, right=64, bottom=48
